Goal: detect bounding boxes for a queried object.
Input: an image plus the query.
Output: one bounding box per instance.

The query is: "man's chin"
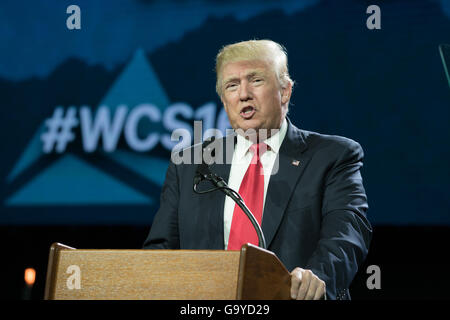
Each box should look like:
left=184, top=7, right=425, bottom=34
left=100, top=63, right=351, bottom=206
left=234, top=118, right=262, bottom=132
left=234, top=121, right=273, bottom=142
left=234, top=125, right=260, bottom=136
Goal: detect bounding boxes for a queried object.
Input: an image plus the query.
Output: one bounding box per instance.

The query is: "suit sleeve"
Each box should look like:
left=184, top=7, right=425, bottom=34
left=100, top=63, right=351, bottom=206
left=305, top=140, right=372, bottom=300
left=142, top=159, right=181, bottom=249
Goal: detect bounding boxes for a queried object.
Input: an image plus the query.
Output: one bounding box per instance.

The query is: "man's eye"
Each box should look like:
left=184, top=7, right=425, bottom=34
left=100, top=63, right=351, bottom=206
left=253, top=78, right=263, bottom=83
left=226, top=83, right=237, bottom=90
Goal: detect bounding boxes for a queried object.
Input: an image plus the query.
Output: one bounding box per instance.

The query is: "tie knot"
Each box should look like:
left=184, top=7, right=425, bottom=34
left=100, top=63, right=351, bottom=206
left=249, top=143, right=268, bottom=158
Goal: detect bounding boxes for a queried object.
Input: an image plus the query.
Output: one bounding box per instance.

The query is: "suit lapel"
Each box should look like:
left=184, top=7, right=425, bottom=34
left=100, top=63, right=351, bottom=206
left=261, top=120, right=311, bottom=248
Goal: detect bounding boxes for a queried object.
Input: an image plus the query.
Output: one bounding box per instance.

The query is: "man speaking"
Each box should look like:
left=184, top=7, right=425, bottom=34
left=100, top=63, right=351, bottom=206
left=143, top=39, right=372, bottom=300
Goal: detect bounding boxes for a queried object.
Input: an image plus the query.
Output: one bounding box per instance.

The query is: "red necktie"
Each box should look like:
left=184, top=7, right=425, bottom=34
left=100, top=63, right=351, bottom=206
left=227, top=143, right=267, bottom=250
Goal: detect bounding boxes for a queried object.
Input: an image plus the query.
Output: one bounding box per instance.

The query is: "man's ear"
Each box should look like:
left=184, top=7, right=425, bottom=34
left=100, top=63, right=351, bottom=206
left=220, top=96, right=228, bottom=110
left=281, top=81, right=292, bottom=105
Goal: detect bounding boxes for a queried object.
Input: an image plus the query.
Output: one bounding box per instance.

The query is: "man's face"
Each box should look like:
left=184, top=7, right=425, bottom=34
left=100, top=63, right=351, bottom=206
left=220, top=59, right=291, bottom=135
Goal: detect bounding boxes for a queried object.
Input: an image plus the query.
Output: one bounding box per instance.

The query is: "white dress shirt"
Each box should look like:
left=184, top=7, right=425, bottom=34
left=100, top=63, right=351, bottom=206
left=223, top=118, right=288, bottom=249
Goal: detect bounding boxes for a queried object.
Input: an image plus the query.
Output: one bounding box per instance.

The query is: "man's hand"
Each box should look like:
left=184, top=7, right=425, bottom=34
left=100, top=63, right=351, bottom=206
left=290, top=267, right=326, bottom=300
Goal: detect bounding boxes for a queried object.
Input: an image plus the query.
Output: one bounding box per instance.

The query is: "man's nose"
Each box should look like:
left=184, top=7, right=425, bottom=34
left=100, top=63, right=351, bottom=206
left=239, top=82, right=252, bottom=101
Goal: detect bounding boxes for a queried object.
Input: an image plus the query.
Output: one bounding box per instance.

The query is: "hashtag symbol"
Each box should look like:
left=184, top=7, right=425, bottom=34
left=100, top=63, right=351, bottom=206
left=41, top=107, right=79, bottom=153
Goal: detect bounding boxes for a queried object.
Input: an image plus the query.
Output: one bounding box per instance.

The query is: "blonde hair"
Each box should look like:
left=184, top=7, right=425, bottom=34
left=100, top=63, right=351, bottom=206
left=215, top=39, right=294, bottom=97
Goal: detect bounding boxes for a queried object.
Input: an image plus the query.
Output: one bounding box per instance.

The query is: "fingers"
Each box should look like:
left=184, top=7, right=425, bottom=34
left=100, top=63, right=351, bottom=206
left=313, top=280, right=326, bottom=300
left=290, top=267, right=302, bottom=299
left=290, top=268, right=326, bottom=300
left=295, top=269, right=310, bottom=300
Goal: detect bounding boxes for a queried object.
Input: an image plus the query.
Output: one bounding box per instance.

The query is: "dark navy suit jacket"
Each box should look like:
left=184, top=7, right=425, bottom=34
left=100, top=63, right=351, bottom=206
left=143, top=119, right=372, bottom=300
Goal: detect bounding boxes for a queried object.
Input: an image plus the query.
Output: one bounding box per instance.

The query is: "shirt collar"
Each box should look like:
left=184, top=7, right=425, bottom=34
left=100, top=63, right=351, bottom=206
left=234, top=118, right=288, bottom=161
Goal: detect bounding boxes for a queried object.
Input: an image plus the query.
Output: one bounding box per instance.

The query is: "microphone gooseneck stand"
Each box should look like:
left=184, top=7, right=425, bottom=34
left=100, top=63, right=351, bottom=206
left=193, top=163, right=267, bottom=250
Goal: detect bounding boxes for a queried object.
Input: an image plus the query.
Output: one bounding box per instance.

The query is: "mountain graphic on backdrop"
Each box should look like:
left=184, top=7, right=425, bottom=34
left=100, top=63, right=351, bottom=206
left=5, top=49, right=170, bottom=206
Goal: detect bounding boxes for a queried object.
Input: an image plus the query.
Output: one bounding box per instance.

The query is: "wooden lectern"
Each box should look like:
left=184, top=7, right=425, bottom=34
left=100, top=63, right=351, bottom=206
left=44, top=242, right=291, bottom=300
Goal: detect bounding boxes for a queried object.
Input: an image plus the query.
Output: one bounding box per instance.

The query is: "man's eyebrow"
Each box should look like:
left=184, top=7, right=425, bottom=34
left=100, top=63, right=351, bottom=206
left=223, top=70, right=266, bottom=84
left=223, top=76, right=239, bottom=85
left=246, top=70, right=265, bottom=78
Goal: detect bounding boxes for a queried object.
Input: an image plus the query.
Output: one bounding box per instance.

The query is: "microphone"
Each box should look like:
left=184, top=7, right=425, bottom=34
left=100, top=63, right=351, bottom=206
left=193, top=138, right=267, bottom=249
left=193, top=163, right=208, bottom=186
left=193, top=137, right=217, bottom=187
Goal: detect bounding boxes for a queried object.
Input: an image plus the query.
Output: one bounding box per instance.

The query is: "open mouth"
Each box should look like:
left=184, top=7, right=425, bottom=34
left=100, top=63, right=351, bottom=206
left=240, top=106, right=256, bottom=119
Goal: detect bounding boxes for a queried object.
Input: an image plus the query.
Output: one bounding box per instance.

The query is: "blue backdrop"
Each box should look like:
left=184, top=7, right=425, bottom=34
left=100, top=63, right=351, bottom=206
left=1, top=0, right=449, bottom=226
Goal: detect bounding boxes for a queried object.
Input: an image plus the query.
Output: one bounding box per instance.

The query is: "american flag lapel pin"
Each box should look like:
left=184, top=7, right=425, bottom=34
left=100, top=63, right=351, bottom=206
left=292, top=159, right=300, bottom=166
